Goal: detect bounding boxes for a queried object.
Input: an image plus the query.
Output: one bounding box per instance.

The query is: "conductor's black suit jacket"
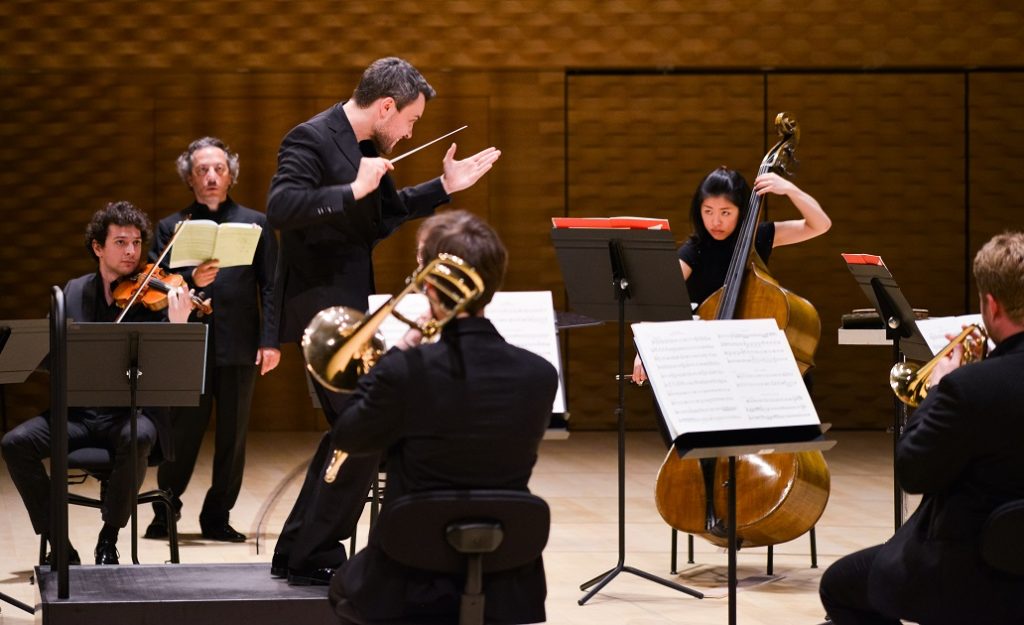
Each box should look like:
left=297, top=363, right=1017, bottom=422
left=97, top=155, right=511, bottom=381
left=869, top=330, right=1024, bottom=624
left=328, top=317, right=559, bottom=624
left=266, top=102, right=450, bottom=343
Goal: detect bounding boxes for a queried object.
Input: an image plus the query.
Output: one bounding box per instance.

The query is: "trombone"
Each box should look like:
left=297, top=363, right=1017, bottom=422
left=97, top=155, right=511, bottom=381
left=301, top=253, right=484, bottom=482
left=889, top=323, right=988, bottom=407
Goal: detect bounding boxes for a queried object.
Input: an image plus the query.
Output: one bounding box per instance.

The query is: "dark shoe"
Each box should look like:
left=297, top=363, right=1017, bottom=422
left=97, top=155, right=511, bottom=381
left=94, top=537, right=119, bottom=565
left=287, top=565, right=337, bottom=586
left=200, top=521, right=246, bottom=542
left=271, top=552, right=289, bottom=578
left=144, top=515, right=168, bottom=539
left=45, top=546, right=82, bottom=566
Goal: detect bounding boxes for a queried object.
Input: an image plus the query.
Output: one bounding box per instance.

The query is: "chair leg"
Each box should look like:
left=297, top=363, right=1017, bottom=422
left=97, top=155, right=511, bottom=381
left=39, top=535, right=47, bottom=566
left=161, top=497, right=180, bottom=563
left=688, top=533, right=695, bottom=564
left=767, top=544, right=774, bottom=575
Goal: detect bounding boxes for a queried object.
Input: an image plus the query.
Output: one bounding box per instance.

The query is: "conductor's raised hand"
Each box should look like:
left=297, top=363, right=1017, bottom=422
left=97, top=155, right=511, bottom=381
left=351, top=157, right=394, bottom=200
left=440, top=143, right=501, bottom=194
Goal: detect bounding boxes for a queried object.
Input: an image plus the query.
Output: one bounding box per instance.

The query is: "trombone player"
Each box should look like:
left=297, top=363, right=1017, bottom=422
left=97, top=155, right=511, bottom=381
left=819, top=231, right=1024, bottom=624
left=325, top=210, right=557, bottom=623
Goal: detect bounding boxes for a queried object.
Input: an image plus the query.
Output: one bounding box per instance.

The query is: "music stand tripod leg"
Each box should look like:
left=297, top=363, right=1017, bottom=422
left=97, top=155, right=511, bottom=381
left=578, top=262, right=703, bottom=604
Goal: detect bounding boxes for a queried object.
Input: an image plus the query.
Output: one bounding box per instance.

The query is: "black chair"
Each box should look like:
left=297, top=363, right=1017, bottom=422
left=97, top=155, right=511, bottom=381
left=980, top=498, right=1024, bottom=576
left=41, top=446, right=180, bottom=563
left=337, top=489, right=550, bottom=625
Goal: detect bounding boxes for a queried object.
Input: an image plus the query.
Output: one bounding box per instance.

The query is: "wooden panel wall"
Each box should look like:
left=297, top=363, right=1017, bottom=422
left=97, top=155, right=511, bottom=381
left=3, top=1, right=1024, bottom=432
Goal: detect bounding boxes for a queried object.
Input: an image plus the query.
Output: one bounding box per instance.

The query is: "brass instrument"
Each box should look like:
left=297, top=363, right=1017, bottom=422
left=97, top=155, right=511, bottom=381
left=889, top=323, right=988, bottom=407
left=301, top=253, right=484, bottom=482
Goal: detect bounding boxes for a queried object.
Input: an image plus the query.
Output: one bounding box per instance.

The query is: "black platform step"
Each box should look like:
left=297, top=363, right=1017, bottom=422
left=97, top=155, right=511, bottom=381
left=36, top=562, right=334, bottom=624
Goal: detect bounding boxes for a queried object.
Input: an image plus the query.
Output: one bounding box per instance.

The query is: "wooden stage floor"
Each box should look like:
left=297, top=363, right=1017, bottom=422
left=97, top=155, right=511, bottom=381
left=0, top=429, right=912, bottom=625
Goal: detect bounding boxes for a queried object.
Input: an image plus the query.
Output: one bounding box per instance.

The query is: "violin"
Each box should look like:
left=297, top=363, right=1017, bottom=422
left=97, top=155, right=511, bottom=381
left=112, top=262, right=212, bottom=316
left=654, top=113, right=830, bottom=549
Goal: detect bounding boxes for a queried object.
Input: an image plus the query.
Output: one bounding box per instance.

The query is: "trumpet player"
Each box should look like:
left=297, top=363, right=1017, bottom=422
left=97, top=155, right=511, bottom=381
left=819, top=231, right=1024, bottom=625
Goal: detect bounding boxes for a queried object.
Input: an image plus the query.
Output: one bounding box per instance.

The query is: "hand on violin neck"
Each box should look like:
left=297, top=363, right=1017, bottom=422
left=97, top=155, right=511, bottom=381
left=166, top=287, right=193, bottom=323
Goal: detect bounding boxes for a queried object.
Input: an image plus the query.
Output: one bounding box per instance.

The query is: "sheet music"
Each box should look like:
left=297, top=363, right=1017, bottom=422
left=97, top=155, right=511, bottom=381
left=368, top=291, right=566, bottom=413
left=632, top=318, right=819, bottom=439
left=914, top=313, right=989, bottom=356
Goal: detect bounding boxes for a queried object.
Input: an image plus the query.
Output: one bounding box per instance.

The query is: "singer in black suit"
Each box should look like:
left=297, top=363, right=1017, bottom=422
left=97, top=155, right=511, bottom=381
left=819, top=231, right=1024, bottom=625
left=144, top=137, right=279, bottom=543
left=266, top=57, right=501, bottom=584
left=327, top=210, right=557, bottom=624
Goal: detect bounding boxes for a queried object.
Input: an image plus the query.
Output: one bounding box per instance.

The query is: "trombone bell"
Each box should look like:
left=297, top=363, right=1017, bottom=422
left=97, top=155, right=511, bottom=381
left=302, top=307, right=386, bottom=393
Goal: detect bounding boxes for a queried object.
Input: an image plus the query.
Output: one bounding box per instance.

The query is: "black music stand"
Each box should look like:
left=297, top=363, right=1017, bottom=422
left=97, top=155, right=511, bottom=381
left=48, top=285, right=206, bottom=598
left=551, top=227, right=698, bottom=605
left=0, top=319, right=47, bottom=615
left=845, top=256, right=930, bottom=530
left=672, top=427, right=835, bottom=625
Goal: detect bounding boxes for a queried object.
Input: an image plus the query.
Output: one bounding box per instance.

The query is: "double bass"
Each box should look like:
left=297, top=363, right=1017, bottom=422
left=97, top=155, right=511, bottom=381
left=654, top=113, right=830, bottom=548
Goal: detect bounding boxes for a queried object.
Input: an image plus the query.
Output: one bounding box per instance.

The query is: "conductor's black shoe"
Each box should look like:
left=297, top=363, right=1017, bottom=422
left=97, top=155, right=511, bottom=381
left=271, top=552, right=289, bottom=578
left=200, top=521, right=246, bottom=542
left=44, top=546, right=82, bottom=566
left=287, top=566, right=336, bottom=586
left=144, top=516, right=168, bottom=539
left=94, top=538, right=119, bottom=565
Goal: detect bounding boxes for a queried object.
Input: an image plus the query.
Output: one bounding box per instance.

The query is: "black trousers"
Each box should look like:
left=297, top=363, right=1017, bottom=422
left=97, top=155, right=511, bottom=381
left=274, top=377, right=379, bottom=570
left=1, top=409, right=156, bottom=534
left=156, top=363, right=257, bottom=524
left=819, top=544, right=902, bottom=625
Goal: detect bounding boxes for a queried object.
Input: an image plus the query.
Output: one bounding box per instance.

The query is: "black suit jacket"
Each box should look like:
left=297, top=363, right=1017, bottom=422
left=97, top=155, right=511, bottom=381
left=869, top=330, right=1024, bottom=623
left=329, top=317, right=558, bottom=624
left=62, top=272, right=174, bottom=460
left=153, top=198, right=279, bottom=366
left=267, top=102, right=450, bottom=343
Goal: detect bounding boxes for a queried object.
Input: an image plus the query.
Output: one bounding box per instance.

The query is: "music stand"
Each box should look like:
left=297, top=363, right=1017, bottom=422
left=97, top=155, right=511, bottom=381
left=0, top=319, right=46, bottom=615
left=844, top=255, right=930, bottom=530
left=673, top=427, right=835, bottom=625
left=48, top=284, right=206, bottom=598
left=551, top=227, right=698, bottom=605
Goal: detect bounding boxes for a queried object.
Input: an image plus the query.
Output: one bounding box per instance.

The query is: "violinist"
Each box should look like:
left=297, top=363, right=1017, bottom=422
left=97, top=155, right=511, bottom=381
left=632, top=166, right=831, bottom=385
left=143, top=137, right=279, bottom=544
left=1, top=201, right=191, bottom=566
left=819, top=232, right=1024, bottom=625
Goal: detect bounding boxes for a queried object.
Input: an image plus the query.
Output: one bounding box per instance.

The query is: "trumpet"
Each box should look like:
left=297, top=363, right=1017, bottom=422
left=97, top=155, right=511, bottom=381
left=301, top=253, right=484, bottom=482
left=889, top=323, right=988, bottom=407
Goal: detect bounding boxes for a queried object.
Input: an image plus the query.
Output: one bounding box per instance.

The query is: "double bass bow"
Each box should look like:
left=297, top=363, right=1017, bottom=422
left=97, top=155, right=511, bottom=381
left=654, top=113, right=830, bottom=548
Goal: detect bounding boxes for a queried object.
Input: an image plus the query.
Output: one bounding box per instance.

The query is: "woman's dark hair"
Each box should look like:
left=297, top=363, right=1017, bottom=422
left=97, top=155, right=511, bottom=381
left=688, top=166, right=752, bottom=245
left=84, top=200, right=151, bottom=261
left=416, top=210, right=507, bottom=315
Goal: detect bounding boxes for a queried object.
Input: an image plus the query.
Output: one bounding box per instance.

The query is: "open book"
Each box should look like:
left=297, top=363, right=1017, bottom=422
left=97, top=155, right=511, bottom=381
left=367, top=291, right=567, bottom=414
left=168, top=219, right=262, bottom=269
left=551, top=216, right=671, bottom=230
left=632, top=318, right=820, bottom=441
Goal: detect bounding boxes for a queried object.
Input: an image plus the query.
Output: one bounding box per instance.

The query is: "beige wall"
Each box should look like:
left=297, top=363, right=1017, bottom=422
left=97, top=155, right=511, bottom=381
left=2, top=2, right=1024, bottom=431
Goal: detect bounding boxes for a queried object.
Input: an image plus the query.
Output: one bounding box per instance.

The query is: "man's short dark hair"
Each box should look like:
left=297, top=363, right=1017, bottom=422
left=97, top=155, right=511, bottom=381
left=84, top=201, right=151, bottom=261
left=417, top=210, right=507, bottom=315
left=352, top=57, right=436, bottom=109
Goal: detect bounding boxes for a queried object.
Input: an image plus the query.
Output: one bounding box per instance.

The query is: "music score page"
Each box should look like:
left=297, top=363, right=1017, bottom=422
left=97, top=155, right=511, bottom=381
left=368, top=291, right=566, bottom=413
left=632, top=318, right=820, bottom=440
